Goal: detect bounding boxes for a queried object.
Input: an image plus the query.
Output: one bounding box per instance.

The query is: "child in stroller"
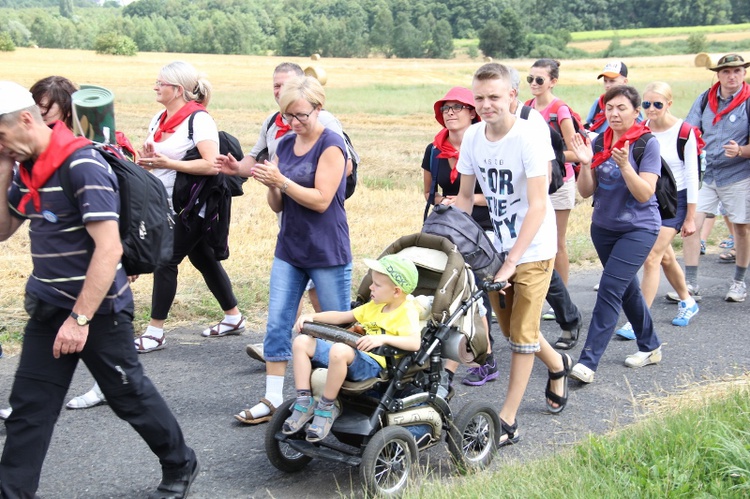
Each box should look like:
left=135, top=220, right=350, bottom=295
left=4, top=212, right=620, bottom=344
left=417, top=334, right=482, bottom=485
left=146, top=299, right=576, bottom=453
left=284, top=254, right=422, bottom=442
left=265, top=233, right=504, bottom=496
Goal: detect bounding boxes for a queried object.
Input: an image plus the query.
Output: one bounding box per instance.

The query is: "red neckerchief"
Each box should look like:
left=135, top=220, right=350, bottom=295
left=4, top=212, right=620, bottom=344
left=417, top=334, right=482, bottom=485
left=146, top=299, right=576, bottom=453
left=589, top=95, right=607, bottom=132
left=18, top=121, right=91, bottom=214
left=591, top=122, right=650, bottom=169
left=708, top=81, right=750, bottom=125
left=274, top=112, right=292, bottom=139
left=432, top=128, right=460, bottom=183
left=153, top=101, right=205, bottom=142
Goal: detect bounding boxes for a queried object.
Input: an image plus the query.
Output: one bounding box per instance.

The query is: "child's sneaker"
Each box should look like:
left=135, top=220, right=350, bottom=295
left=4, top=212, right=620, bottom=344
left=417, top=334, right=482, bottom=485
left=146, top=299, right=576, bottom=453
left=672, top=301, right=699, bottom=327
left=615, top=322, right=635, bottom=340
left=462, top=357, right=499, bottom=386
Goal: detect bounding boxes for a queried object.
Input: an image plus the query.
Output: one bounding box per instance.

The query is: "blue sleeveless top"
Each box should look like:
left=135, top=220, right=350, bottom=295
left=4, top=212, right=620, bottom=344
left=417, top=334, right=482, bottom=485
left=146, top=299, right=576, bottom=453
left=274, top=128, right=351, bottom=268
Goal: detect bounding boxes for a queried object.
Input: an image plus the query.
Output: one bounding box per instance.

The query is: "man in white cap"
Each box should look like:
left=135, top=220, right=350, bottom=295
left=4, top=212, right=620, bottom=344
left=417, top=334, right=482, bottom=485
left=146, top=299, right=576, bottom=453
left=0, top=81, right=198, bottom=499
left=682, top=53, right=750, bottom=302
left=585, top=60, right=630, bottom=135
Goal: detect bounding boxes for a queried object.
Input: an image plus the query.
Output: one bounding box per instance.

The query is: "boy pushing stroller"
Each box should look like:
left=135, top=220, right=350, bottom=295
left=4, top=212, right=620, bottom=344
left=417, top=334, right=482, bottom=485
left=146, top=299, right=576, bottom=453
left=283, top=255, right=422, bottom=441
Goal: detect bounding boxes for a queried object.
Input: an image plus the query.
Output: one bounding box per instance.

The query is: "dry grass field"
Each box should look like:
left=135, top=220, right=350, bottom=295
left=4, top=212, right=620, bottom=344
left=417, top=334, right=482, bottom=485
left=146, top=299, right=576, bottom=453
left=0, top=48, right=742, bottom=350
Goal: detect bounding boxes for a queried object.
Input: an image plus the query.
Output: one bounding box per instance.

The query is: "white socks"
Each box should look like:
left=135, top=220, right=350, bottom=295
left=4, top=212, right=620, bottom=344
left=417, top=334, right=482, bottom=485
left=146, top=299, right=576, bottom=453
left=249, top=375, right=285, bottom=419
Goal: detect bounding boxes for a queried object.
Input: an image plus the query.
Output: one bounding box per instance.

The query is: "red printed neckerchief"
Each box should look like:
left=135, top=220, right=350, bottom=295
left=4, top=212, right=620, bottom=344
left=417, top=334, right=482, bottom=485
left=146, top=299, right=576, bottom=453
left=153, top=101, right=205, bottom=142
left=18, top=121, right=91, bottom=214
left=708, top=81, right=750, bottom=125
left=432, top=128, right=460, bottom=183
left=274, top=112, right=292, bottom=139
left=591, top=122, right=650, bottom=169
left=589, top=95, right=607, bottom=132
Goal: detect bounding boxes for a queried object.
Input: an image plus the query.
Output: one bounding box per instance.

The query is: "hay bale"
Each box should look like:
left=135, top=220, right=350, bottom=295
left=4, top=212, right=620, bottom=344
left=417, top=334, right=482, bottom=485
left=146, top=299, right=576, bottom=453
left=304, top=65, right=327, bottom=86
left=695, top=52, right=712, bottom=68
left=483, top=56, right=493, bottom=63
left=311, top=53, right=321, bottom=61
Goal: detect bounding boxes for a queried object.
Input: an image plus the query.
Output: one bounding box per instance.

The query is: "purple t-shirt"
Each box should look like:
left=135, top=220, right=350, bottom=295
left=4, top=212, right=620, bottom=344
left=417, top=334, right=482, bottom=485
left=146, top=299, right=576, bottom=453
left=592, top=136, right=662, bottom=233
left=274, top=128, right=352, bottom=268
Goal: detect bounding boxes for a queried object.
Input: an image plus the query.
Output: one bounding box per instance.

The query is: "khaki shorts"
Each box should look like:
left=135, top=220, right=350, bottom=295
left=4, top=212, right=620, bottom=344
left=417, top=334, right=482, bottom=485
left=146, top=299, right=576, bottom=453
left=697, top=178, right=750, bottom=224
left=550, top=177, right=576, bottom=211
left=489, top=258, right=554, bottom=354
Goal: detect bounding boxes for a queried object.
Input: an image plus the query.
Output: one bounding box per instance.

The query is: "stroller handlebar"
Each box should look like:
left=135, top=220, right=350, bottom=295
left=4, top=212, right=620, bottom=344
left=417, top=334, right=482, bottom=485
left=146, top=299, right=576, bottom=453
left=481, top=280, right=507, bottom=293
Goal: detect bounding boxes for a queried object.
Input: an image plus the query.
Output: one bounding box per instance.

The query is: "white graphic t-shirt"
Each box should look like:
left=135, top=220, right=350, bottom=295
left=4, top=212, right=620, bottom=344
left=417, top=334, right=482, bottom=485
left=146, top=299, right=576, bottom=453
left=457, top=118, right=557, bottom=265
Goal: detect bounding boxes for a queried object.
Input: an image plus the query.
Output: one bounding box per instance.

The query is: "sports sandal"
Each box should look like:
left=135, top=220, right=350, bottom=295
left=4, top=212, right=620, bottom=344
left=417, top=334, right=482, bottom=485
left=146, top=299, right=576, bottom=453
left=719, top=248, right=736, bottom=263
left=306, top=403, right=341, bottom=442
left=498, top=418, right=520, bottom=447
left=134, top=335, right=166, bottom=354
left=720, top=235, right=734, bottom=249
left=234, top=398, right=276, bottom=425
left=545, top=353, right=571, bottom=414
left=202, top=316, right=246, bottom=337
left=282, top=396, right=315, bottom=435
left=553, top=324, right=580, bottom=350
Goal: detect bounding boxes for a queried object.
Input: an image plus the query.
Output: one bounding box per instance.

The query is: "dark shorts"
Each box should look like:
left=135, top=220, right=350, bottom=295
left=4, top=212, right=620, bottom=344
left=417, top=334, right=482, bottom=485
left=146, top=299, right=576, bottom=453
left=661, top=189, right=687, bottom=231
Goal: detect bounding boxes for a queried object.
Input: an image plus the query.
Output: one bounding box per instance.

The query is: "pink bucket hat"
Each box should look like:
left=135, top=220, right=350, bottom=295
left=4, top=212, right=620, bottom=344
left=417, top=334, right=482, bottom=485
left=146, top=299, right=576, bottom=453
left=433, top=86, right=480, bottom=128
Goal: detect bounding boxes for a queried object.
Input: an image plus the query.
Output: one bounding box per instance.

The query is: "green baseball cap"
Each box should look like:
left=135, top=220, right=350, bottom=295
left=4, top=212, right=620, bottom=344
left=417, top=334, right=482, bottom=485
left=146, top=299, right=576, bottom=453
left=364, top=255, right=419, bottom=295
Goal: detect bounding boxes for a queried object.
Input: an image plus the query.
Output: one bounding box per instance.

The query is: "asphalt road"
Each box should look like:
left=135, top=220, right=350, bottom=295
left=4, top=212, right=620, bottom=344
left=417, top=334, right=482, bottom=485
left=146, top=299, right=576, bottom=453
left=1, top=250, right=748, bottom=498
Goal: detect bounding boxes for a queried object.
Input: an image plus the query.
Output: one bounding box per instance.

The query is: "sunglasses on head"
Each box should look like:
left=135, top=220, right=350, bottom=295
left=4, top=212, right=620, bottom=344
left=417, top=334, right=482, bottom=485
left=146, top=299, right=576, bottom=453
left=526, top=76, right=546, bottom=85
left=642, top=101, right=664, bottom=110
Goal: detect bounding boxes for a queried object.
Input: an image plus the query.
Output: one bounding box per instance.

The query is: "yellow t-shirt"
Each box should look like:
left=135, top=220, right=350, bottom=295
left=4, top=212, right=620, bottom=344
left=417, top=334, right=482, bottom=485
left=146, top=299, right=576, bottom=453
left=352, top=298, right=421, bottom=368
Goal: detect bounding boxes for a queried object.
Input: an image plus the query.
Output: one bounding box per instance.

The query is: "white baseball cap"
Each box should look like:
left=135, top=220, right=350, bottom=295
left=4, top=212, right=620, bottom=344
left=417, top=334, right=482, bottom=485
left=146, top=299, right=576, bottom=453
left=0, top=81, right=36, bottom=116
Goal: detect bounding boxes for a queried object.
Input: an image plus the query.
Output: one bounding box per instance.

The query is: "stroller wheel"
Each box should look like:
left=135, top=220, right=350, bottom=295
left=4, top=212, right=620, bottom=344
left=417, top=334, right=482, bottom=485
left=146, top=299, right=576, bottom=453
left=447, top=401, right=500, bottom=473
left=265, top=399, right=313, bottom=472
left=360, top=426, right=418, bottom=497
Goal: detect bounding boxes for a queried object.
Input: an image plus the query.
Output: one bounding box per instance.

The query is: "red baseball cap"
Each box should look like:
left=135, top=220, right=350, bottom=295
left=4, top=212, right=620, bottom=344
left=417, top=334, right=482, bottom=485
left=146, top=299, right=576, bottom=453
left=433, top=86, right=480, bottom=127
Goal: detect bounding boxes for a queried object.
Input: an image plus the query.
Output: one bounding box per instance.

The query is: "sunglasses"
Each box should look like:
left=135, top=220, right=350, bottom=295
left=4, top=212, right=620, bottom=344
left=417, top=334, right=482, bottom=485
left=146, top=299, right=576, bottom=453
left=642, top=101, right=665, bottom=110
left=526, top=76, right=546, bottom=85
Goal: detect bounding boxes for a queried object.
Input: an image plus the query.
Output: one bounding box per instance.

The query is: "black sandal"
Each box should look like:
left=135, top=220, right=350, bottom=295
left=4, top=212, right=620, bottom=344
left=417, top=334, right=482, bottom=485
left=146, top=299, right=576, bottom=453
left=498, top=418, right=520, bottom=447
left=553, top=325, right=580, bottom=350
left=546, top=353, right=571, bottom=414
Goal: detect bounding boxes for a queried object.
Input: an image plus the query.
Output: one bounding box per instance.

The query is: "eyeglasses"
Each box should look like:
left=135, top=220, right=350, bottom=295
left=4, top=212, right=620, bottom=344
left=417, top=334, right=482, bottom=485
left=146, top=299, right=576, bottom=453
left=440, top=104, right=470, bottom=114
left=526, top=76, right=546, bottom=85
left=154, top=80, right=174, bottom=88
left=282, top=108, right=316, bottom=123
left=642, top=101, right=665, bottom=110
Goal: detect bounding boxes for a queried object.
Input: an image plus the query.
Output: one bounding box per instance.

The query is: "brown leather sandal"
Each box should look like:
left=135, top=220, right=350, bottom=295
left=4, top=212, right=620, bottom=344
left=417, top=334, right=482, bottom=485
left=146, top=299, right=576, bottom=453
left=234, top=397, right=276, bottom=425
left=202, top=316, right=246, bottom=337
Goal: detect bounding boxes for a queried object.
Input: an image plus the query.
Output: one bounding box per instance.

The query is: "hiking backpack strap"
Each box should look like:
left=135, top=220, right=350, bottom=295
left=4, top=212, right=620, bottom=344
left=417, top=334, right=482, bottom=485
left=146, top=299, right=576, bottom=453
left=423, top=145, right=442, bottom=221
left=676, top=121, right=692, bottom=163
left=519, top=105, right=532, bottom=120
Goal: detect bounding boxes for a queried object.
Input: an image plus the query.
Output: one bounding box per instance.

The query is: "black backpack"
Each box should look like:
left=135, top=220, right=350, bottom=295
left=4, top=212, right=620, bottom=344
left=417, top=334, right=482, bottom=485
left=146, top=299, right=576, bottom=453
left=519, top=105, right=564, bottom=195
left=422, top=204, right=504, bottom=282
left=184, top=111, right=246, bottom=197
left=60, top=145, right=174, bottom=275
left=593, top=133, right=678, bottom=220
left=259, top=112, right=359, bottom=199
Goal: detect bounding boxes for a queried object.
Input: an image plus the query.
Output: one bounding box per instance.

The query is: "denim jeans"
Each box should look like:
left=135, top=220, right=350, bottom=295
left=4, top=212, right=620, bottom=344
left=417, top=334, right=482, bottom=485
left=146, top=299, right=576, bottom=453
left=578, top=224, right=661, bottom=371
left=264, top=257, right=352, bottom=361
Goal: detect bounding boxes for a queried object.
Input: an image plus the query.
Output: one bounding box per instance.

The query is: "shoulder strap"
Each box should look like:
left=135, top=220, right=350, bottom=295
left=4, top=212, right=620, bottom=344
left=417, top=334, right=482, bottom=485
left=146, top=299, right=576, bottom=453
left=186, top=110, right=207, bottom=143
left=424, top=145, right=442, bottom=221
left=523, top=98, right=533, bottom=107
left=632, top=133, right=651, bottom=168
left=676, top=121, right=692, bottom=163
left=519, top=105, right=531, bottom=120
left=267, top=111, right=280, bottom=133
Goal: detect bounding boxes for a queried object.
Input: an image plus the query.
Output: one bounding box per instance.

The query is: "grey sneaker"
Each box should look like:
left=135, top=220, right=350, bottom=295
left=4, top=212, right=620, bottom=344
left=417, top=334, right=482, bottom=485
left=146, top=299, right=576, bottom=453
left=245, top=343, right=265, bottom=362
left=666, top=283, right=702, bottom=303
left=625, top=347, right=662, bottom=368
left=725, top=280, right=747, bottom=302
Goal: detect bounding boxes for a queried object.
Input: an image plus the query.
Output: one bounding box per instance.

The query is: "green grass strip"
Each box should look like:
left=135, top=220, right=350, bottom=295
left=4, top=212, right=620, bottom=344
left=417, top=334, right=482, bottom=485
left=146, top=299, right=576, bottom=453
left=572, top=23, right=750, bottom=42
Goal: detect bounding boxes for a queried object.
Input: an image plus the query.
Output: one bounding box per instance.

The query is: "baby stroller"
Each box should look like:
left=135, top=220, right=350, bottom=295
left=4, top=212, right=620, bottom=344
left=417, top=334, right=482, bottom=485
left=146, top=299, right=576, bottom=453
left=265, top=233, right=503, bottom=497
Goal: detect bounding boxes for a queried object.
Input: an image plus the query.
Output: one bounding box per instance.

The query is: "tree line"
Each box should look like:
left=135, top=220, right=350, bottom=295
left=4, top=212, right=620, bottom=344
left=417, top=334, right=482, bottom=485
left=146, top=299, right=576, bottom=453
left=1, top=0, right=749, bottom=58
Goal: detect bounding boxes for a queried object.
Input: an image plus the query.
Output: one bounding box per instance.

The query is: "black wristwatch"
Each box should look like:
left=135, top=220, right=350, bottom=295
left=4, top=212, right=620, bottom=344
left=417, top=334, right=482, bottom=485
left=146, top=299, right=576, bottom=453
left=70, top=311, right=91, bottom=326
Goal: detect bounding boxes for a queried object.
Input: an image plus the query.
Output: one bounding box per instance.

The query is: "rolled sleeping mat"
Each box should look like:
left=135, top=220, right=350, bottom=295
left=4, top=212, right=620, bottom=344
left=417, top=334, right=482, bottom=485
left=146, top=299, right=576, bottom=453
left=71, top=84, right=116, bottom=144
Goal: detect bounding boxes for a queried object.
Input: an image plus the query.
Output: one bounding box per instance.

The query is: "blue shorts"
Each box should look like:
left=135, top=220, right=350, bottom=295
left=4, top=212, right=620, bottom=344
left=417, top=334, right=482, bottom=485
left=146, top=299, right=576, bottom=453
left=661, top=189, right=687, bottom=231
left=311, top=338, right=383, bottom=381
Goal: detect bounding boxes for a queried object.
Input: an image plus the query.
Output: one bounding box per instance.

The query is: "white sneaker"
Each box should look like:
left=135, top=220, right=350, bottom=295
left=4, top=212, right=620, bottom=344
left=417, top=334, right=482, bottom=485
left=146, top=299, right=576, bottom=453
left=245, top=343, right=265, bottom=363
left=66, top=384, right=106, bottom=409
left=0, top=407, right=11, bottom=420
left=666, top=284, right=702, bottom=303
left=570, top=363, right=595, bottom=383
left=625, top=347, right=662, bottom=368
left=593, top=283, right=600, bottom=291
left=725, top=280, right=747, bottom=302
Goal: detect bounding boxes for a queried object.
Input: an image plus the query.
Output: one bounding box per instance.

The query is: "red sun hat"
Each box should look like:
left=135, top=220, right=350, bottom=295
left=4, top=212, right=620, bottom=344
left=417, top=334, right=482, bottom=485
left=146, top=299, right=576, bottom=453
left=433, top=86, right=480, bottom=128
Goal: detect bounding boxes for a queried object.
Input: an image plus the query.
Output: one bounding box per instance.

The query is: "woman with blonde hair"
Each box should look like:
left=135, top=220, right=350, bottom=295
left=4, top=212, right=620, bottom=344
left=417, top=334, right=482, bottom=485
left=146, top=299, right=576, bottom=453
left=614, top=81, right=700, bottom=339
left=222, top=76, right=351, bottom=424
left=133, top=60, right=244, bottom=352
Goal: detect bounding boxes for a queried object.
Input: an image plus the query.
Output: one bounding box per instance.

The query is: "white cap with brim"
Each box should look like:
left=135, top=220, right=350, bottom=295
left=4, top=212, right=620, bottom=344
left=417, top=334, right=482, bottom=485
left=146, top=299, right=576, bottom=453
left=0, top=81, right=36, bottom=116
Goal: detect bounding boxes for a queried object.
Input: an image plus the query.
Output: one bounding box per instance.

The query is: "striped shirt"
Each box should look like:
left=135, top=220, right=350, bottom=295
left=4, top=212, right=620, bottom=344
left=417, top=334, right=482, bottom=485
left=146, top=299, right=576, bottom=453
left=8, top=148, right=132, bottom=314
left=685, top=87, right=750, bottom=187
